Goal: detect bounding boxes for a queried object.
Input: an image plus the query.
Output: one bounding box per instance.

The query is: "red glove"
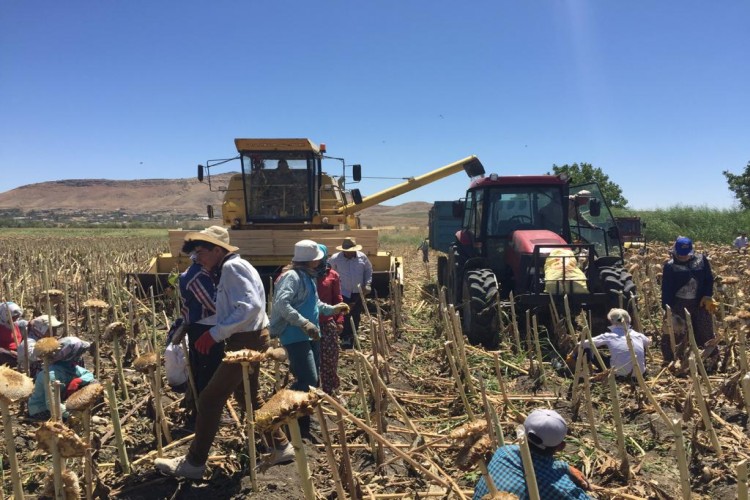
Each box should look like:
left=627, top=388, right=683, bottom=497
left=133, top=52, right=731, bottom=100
left=195, top=331, right=217, bottom=355
left=67, top=377, right=86, bottom=394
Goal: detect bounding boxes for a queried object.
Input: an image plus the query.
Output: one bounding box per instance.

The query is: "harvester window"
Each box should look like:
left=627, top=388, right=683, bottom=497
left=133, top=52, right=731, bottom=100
left=243, top=155, right=313, bottom=220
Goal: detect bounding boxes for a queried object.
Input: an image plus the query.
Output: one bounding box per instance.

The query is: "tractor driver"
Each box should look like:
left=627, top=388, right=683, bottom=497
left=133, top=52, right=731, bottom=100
left=568, top=190, right=599, bottom=230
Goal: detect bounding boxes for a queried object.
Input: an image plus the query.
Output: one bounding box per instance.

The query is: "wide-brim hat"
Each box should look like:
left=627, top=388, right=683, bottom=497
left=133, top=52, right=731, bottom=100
left=292, top=240, right=325, bottom=262
left=336, top=237, right=362, bottom=252
left=31, top=315, right=62, bottom=336
left=185, top=226, right=239, bottom=253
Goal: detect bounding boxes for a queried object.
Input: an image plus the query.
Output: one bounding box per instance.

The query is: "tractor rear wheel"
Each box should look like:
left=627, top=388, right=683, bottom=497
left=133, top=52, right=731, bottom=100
left=461, top=269, right=500, bottom=349
left=592, top=262, right=637, bottom=332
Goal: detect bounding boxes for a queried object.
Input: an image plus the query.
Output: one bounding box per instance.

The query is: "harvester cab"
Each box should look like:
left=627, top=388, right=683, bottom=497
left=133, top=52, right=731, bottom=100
left=437, top=174, right=635, bottom=348
left=132, top=138, right=485, bottom=300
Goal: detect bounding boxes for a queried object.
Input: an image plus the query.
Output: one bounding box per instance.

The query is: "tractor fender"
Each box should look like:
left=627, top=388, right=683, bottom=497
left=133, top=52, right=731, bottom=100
left=463, top=256, right=489, bottom=273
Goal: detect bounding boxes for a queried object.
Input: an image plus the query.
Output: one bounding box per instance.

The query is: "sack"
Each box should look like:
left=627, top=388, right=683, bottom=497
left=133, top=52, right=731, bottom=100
left=544, top=248, right=588, bottom=294
left=164, top=342, right=188, bottom=390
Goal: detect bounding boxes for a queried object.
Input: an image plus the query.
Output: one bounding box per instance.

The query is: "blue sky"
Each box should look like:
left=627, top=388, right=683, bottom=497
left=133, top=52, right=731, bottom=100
left=1, top=2, right=748, bottom=209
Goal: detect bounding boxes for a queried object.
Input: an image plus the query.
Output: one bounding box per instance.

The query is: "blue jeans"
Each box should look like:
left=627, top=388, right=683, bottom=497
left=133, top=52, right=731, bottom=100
left=285, top=340, right=320, bottom=391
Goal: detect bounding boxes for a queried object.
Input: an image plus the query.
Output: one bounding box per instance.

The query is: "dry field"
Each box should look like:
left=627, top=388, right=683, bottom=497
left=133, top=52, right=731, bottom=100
left=1, top=230, right=750, bottom=499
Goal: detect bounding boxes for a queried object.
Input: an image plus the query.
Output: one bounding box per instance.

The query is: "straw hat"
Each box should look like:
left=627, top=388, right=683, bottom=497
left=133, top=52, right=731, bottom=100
left=336, top=237, right=362, bottom=252
left=184, top=226, right=239, bottom=253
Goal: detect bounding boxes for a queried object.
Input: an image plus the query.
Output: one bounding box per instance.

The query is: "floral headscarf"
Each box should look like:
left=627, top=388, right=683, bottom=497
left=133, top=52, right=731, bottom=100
left=52, top=337, right=91, bottom=364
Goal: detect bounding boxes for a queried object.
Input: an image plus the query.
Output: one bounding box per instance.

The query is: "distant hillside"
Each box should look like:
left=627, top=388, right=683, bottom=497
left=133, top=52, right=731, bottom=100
left=0, top=176, right=430, bottom=227
left=0, top=175, right=233, bottom=216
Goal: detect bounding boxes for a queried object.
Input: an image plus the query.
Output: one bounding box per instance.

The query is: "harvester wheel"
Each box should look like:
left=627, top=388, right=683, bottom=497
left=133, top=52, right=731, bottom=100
left=461, top=269, right=500, bottom=349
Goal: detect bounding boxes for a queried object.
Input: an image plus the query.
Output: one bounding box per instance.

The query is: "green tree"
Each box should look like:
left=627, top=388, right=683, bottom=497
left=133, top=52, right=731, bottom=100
left=549, top=163, right=628, bottom=208
left=723, top=161, right=750, bottom=210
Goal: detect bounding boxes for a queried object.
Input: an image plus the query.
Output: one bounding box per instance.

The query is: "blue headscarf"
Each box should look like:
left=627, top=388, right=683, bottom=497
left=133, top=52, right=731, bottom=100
left=316, top=243, right=329, bottom=278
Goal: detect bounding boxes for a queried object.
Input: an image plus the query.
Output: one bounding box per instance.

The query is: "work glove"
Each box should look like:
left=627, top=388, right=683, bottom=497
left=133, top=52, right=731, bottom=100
left=363, top=284, right=372, bottom=295
left=700, top=296, right=718, bottom=314
left=332, top=302, right=350, bottom=315
left=302, top=321, right=320, bottom=340
left=565, top=352, right=577, bottom=372
left=195, top=331, right=217, bottom=355
left=67, top=377, right=87, bottom=395
left=568, top=464, right=590, bottom=490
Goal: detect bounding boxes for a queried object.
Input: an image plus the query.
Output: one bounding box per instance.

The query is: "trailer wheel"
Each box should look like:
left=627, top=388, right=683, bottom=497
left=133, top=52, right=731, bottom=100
left=437, top=256, right=447, bottom=288
left=461, top=269, right=500, bottom=349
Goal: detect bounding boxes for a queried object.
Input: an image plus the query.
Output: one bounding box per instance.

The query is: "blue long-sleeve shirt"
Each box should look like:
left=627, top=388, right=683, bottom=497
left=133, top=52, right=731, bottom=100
left=270, top=268, right=336, bottom=346
left=209, top=254, right=269, bottom=342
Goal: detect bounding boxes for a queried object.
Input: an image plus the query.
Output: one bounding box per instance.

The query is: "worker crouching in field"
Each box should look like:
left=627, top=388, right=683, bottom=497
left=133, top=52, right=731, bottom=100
left=0, top=302, right=23, bottom=367
left=473, top=409, right=591, bottom=499
left=566, top=308, right=650, bottom=380
left=17, top=314, right=62, bottom=378
left=28, top=337, right=95, bottom=420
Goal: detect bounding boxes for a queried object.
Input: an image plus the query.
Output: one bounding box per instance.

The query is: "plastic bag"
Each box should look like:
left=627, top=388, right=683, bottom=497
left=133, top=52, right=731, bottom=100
left=164, top=342, right=188, bottom=391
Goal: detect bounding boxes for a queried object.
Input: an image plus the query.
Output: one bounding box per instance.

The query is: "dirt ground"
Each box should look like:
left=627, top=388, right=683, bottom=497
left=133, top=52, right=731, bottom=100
left=5, top=240, right=750, bottom=499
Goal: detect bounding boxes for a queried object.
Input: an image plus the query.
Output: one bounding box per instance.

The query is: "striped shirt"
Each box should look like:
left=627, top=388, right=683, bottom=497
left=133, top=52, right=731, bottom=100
left=179, top=263, right=217, bottom=325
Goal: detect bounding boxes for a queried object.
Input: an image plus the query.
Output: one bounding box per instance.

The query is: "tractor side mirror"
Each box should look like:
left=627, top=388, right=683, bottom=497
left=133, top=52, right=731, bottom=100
left=452, top=200, right=465, bottom=218
left=198, top=164, right=204, bottom=182
left=207, top=205, right=214, bottom=219
left=352, top=164, right=362, bottom=182
left=352, top=189, right=363, bottom=204
left=589, top=199, right=601, bottom=217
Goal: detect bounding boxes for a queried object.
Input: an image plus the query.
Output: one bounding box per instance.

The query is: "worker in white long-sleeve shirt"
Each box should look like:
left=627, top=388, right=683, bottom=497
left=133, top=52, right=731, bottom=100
left=328, top=237, right=372, bottom=349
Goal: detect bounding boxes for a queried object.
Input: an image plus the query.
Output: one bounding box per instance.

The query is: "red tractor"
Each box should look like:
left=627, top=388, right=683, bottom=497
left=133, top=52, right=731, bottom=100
left=436, top=174, right=635, bottom=349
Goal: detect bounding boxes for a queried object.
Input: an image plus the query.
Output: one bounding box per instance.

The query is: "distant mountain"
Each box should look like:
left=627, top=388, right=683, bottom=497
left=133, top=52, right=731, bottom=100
left=0, top=175, right=430, bottom=227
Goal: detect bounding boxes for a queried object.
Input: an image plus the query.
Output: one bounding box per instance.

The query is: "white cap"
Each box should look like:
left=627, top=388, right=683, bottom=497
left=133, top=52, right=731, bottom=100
left=524, top=409, right=568, bottom=449
left=292, top=240, right=325, bottom=262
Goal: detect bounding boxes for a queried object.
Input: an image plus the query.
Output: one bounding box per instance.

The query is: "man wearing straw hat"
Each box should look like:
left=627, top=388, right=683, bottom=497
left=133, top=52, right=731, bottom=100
left=329, top=236, right=372, bottom=350
left=155, top=226, right=294, bottom=480
left=473, top=409, right=591, bottom=499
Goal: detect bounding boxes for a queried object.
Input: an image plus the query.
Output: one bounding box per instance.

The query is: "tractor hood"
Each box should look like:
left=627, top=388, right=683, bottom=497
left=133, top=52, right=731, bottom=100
left=509, top=229, right=568, bottom=255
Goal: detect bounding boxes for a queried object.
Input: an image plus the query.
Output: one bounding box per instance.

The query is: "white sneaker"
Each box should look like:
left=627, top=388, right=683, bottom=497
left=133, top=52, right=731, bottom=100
left=267, top=443, right=295, bottom=465
left=154, top=455, right=205, bottom=480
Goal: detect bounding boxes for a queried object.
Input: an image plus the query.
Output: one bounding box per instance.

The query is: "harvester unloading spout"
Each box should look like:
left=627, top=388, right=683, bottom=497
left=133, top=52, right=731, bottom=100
left=338, top=156, right=485, bottom=215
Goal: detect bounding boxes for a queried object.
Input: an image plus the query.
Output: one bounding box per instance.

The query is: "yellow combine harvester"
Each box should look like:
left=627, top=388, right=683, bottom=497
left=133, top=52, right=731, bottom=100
left=134, top=138, right=484, bottom=296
